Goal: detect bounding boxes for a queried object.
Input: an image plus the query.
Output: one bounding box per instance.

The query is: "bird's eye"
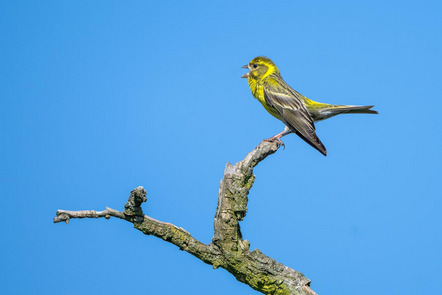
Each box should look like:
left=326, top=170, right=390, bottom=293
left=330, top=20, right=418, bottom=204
left=252, top=64, right=258, bottom=69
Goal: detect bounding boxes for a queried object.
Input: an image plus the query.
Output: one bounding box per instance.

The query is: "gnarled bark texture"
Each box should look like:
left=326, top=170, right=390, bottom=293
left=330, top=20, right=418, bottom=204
left=53, top=141, right=317, bottom=295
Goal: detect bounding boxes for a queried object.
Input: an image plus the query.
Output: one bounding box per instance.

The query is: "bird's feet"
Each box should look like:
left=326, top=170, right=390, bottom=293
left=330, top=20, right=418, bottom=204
left=263, top=136, right=285, bottom=149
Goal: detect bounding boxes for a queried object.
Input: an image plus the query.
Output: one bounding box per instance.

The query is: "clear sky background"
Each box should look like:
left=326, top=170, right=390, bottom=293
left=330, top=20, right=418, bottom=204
left=1, top=1, right=441, bottom=294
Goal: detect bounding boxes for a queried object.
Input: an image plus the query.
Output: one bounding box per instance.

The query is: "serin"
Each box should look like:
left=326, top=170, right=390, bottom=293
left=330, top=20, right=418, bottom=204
left=242, top=56, right=377, bottom=156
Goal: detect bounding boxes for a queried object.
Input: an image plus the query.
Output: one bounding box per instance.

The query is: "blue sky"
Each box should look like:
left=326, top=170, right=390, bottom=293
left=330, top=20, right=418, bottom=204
left=1, top=1, right=441, bottom=294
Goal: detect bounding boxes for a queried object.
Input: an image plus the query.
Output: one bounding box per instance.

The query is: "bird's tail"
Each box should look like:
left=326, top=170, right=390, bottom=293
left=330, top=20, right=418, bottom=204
left=330, top=105, right=378, bottom=115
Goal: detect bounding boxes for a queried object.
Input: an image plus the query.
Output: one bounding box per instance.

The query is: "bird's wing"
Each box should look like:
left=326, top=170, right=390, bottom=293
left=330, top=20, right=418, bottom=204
left=263, top=77, right=327, bottom=156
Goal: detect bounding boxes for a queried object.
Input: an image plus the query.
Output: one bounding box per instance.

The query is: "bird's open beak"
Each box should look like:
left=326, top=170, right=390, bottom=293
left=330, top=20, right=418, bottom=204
left=241, top=64, right=250, bottom=78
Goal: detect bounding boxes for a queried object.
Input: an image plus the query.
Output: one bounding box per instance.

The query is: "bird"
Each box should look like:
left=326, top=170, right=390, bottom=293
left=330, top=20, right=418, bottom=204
left=241, top=56, right=377, bottom=156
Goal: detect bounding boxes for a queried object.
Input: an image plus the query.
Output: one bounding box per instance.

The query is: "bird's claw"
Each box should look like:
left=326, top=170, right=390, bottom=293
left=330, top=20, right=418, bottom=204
left=263, top=137, right=285, bottom=150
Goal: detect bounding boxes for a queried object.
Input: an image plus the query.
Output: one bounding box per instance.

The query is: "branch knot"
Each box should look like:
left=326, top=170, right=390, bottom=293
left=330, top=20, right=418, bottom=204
left=124, top=186, right=147, bottom=217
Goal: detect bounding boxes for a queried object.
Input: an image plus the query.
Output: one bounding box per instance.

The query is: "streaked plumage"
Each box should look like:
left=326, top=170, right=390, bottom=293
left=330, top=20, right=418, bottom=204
left=242, top=56, right=377, bottom=156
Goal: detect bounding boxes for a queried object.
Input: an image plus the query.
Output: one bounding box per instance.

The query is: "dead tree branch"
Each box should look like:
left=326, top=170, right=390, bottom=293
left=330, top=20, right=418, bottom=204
left=54, top=141, right=317, bottom=295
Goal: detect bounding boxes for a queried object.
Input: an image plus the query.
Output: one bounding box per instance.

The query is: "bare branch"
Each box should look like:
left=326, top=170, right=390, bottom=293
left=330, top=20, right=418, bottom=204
left=53, top=207, right=125, bottom=224
left=53, top=187, right=225, bottom=267
left=53, top=141, right=317, bottom=295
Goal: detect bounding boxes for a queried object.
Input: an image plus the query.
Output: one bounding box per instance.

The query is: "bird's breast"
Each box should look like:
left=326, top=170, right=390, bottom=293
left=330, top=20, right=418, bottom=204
left=248, top=78, right=282, bottom=121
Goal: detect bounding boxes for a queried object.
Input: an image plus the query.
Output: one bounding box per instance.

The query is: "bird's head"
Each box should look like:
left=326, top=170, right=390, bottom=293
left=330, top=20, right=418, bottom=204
left=241, top=56, right=279, bottom=80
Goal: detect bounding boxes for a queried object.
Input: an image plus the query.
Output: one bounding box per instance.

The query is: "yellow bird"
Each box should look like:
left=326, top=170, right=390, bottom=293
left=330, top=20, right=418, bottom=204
left=241, top=56, right=377, bottom=156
